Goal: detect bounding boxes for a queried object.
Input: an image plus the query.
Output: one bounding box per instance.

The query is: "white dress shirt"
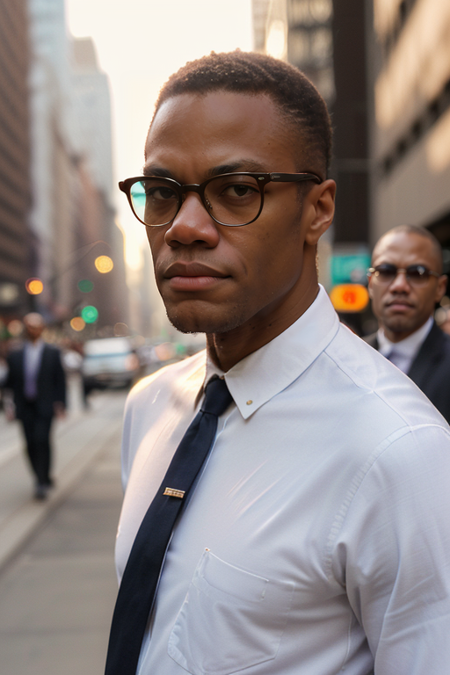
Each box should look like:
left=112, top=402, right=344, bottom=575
left=377, top=317, right=433, bottom=374
left=116, top=286, right=450, bottom=675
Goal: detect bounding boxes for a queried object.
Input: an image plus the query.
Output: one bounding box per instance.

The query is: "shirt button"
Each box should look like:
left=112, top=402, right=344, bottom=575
left=246, top=400, right=253, bottom=405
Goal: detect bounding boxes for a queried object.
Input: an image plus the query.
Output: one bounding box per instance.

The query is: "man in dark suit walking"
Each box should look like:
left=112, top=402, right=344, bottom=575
left=366, top=225, right=450, bottom=422
left=5, top=313, right=66, bottom=499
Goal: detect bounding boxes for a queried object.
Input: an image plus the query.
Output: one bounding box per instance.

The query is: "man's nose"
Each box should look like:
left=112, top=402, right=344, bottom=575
left=389, top=269, right=411, bottom=291
left=163, top=193, right=220, bottom=248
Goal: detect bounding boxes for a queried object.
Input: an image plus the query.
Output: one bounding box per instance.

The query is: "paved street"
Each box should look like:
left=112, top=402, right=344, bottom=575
left=0, top=378, right=127, bottom=674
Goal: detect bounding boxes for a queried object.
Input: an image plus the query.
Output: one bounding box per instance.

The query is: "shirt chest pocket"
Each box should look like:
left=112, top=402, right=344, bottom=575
left=168, top=549, right=295, bottom=675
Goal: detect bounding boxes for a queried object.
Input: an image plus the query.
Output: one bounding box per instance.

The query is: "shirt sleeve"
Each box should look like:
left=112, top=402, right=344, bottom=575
left=332, top=423, right=450, bottom=674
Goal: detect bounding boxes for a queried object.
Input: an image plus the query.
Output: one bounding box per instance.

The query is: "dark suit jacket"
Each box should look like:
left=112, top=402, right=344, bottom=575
left=365, top=322, right=450, bottom=423
left=5, top=343, right=66, bottom=419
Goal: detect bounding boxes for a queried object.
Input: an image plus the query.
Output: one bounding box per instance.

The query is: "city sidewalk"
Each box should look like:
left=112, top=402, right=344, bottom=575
left=0, top=377, right=126, bottom=570
left=0, top=380, right=127, bottom=674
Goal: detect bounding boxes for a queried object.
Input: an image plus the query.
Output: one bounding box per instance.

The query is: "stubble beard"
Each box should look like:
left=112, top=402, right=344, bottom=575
left=165, top=301, right=250, bottom=337
left=382, top=312, right=418, bottom=336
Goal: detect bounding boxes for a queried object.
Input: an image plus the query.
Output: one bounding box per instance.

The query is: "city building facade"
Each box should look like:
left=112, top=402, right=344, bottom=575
left=372, top=0, right=450, bottom=261
left=0, top=0, right=33, bottom=324
left=25, top=0, right=128, bottom=334
left=253, top=0, right=450, bottom=326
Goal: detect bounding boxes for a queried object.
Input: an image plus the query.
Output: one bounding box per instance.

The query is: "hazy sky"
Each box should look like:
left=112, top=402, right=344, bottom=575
left=66, top=0, right=254, bottom=267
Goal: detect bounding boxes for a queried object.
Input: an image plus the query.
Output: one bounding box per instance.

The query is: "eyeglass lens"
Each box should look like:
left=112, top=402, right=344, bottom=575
left=129, top=174, right=263, bottom=227
left=373, top=264, right=433, bottom=283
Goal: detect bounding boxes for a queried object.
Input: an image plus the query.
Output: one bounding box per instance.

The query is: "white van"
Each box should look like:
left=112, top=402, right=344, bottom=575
left=82, top=337, right=140, bottom=390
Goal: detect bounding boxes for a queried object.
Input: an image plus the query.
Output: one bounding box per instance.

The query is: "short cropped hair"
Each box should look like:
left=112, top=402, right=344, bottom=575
left=152, top=51, right=333, bottom=177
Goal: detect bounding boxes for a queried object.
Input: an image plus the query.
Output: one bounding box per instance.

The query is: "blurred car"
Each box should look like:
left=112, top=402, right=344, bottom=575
left=82, top=337, right=141, bottom=391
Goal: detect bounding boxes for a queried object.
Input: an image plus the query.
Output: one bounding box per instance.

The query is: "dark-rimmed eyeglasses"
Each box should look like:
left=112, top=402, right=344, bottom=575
left=119, top=171, right=322, bottom=228
left=367, top=263, right=441, bottom=285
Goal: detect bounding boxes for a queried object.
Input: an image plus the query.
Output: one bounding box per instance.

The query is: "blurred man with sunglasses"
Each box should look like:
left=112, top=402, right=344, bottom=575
left=366, top=224, right=450, bottom=421
left=105, top=53, right=450, bottom=675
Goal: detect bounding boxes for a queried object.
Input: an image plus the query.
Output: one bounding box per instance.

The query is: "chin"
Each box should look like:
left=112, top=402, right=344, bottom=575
left=384, top=318, right=417, bottom=334
left=166, top=304, right=246, bottom=336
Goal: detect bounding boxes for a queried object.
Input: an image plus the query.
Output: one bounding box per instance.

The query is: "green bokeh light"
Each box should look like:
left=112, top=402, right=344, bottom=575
left=81, top=305, right=99, bottom=324
left=78, top=279, right=94, bottom=293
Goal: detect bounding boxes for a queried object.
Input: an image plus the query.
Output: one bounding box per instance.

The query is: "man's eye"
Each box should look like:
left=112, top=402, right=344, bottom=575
left=147, top=187, right=177, bottom=200
left=222, top=184, right=258, bottom=198
left=377, top=265, right=395, bottom=274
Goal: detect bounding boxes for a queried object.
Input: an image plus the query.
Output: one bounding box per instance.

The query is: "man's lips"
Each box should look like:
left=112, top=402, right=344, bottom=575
left=163, top=262, right=230, bottom=291
left=384, top=299, right=414, bottom=311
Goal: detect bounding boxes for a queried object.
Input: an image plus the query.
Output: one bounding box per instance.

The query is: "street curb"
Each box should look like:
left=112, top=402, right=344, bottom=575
left=0, top=415, right=123, bottom=573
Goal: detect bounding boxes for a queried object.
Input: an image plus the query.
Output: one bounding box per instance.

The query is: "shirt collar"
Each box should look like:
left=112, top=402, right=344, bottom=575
left=205, top=285, right=340, bottom=420
left=24, top=338, right=45, bottom=353
left=377, top=316, right=433, bottom=360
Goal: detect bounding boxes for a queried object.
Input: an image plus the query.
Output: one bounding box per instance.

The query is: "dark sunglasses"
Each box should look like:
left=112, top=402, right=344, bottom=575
left=367, top=263, right=441, bottom=285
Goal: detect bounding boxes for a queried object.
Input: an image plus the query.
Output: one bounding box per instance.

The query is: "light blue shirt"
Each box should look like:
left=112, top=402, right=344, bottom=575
left=23, top=339, right=44, bottom=399
left=116, top=286, right=450, bottom=675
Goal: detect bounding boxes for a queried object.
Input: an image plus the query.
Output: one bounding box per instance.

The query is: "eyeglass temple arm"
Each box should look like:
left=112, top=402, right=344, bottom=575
left=269, top=172, right=322, bottom=184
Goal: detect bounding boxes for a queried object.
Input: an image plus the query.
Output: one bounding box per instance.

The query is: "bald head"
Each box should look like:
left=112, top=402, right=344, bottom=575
left=372, top=225, right=443, bottom=274
left=23, top=313, right=45, bottom=342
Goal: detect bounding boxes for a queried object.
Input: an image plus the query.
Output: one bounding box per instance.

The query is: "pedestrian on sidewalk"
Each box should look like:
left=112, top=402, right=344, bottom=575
left=3, top=313, right=66, bottom=500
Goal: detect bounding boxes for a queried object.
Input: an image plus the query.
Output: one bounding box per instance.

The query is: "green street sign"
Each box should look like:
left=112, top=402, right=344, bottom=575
left=330, top=253, right=371, bottom=286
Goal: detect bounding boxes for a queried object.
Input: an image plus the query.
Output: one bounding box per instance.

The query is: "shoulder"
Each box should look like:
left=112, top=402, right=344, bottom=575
left=425, top=322, right=450, bottom=354
left=127, top=349, right=206, bottom=407
left=6, top=347, right=24, bottom=367
left=123, top=349, right=206, bottom=433
left=7, top=346, right=23, bottom=360
left=324, top=323, right=447, bottom=430
left=42, top=343, right=64, bottom=364
left=413, top=323, right=450, bottom=378
left=36, top=342, right=61, bottom=358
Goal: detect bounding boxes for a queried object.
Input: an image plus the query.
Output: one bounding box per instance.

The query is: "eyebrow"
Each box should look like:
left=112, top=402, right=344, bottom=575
left=142, top=159, right=268, bottom=180
left=208, top=160, right=268, bottom=176
left=142, top=165, right=173, bottom=178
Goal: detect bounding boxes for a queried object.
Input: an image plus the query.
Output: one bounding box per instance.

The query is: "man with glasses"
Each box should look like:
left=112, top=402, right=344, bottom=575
left=366, top=224, right=450, bottom=422
left=106, top=52, right=450, bottom=675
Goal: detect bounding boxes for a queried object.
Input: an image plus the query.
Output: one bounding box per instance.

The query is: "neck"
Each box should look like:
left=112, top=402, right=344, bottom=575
left=207, top=278, right=320, bottom=372
left=381, top=319, right=431, bottom=344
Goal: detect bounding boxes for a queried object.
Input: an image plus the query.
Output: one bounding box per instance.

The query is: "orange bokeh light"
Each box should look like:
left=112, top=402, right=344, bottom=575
left=7, top=319, right=23, bottom=337
left=94, top=255, right=114, bottom=273
left=25, top=278, right=44, bottom=295
left=330, top=284, right=369, bottom=313
left=70, top=317, right=86, bottom=332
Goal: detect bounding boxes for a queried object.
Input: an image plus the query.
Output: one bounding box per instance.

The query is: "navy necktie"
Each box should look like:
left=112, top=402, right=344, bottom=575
left=105, top=376, right=233, bottom=675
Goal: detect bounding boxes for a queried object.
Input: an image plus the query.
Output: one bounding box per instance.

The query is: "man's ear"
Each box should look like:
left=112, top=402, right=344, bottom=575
left=435, top=274, right=448, bottom=304
left=304, top=179, right=336, bottom=246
